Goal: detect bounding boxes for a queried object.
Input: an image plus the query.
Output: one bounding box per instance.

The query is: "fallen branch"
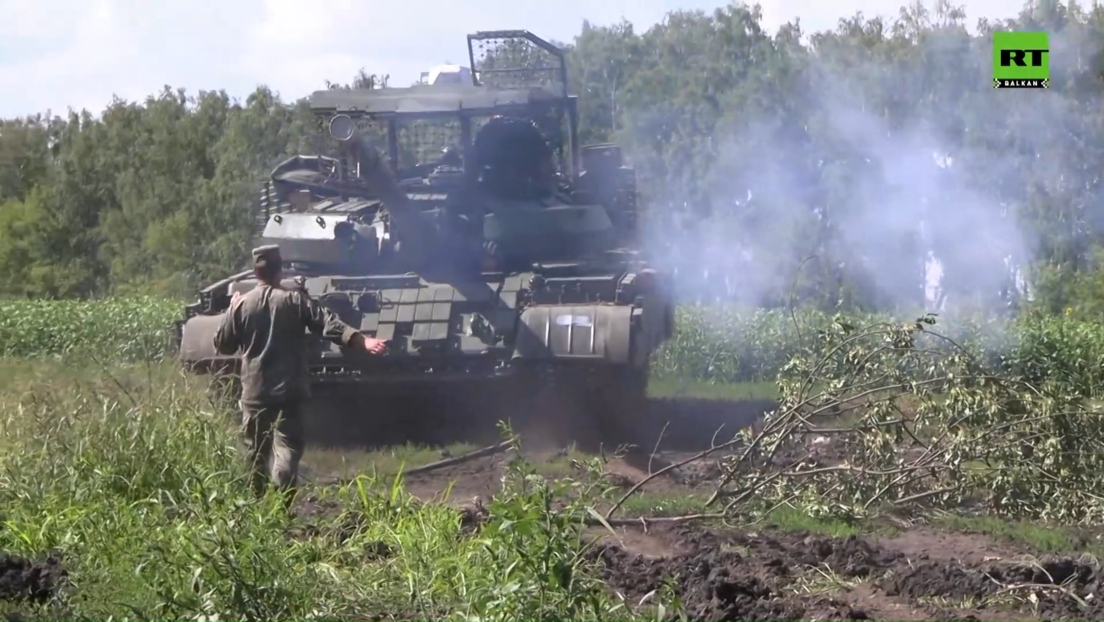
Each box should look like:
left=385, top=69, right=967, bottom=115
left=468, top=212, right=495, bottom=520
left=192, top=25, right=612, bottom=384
left=587, top=512, right=729, bottom=530
left=604, top=436, right=744, bottom=520
left=403, top=440, right=514, bottom=476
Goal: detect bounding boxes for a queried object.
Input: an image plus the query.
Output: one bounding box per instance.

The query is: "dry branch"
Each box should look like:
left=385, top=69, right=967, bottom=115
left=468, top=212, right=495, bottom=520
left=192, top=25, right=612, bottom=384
left=587, top=512, right=729, bottom=529
left=403, top=440, right=514, bottom=476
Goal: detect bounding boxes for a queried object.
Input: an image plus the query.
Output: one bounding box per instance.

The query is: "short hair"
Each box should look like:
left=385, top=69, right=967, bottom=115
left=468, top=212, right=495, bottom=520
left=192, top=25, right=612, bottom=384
left=254, top=263, right=281, bottom=283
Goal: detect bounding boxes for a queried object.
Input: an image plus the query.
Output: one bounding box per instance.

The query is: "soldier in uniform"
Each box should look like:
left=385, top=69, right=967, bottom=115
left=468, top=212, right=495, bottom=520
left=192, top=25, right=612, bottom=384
left=213, top=244, right=387, bottom=504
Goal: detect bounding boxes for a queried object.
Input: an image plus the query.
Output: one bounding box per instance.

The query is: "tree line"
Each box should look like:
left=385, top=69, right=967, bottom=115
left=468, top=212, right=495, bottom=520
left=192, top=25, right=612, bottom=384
left=1, top=0, right=1101, bottom=319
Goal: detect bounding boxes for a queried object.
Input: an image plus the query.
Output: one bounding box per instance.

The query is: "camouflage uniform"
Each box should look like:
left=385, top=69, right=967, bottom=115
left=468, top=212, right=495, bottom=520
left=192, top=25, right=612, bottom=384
left=213, top=245, right=364, bottom=500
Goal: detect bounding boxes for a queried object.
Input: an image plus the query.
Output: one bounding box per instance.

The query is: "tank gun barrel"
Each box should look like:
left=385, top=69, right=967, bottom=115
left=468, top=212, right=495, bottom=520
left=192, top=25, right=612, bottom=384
left=328, top=114, right=434, bottom=262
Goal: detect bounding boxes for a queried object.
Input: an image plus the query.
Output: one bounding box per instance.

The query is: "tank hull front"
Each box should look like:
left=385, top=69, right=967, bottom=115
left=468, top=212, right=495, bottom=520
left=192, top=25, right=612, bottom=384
left=176, top=266, right=675, bottom=450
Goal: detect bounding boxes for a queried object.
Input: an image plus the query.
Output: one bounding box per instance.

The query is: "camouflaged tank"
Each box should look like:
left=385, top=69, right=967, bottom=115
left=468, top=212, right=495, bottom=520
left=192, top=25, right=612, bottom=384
left=174, top=31, right=676, bottom=448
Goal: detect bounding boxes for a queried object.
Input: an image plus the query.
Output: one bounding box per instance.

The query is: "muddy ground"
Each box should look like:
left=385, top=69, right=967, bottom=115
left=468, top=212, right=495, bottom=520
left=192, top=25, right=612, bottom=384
left=297, top=394, right=1104, bottom=622
left=0, top=555, right=67, bottom=621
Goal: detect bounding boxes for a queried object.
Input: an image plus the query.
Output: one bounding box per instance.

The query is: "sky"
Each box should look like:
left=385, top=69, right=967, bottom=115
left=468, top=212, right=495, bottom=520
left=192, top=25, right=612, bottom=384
left=0, top=0, right=1021, bottom=119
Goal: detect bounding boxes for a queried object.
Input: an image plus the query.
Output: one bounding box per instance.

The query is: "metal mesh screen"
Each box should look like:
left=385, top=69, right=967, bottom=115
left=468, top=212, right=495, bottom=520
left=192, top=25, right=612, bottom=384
left=349, top=117, right=389, bottom=148
left=396, top=119, right=462, bottom=171
left=469, top=33, right=565, bottom=94
left=338, top=116, right=460, bottom=172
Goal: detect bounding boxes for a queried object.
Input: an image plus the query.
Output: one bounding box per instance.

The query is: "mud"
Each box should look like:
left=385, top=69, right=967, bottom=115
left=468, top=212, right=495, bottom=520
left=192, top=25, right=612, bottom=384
left=0, top=555, right=67, bottom=614
left=881, top=557, right=1104, bottom=621
left=297, top=465, right=1101, bottom=622
left=585, top=524, right=1101, bottom=622
left=593, top=530, right=884, bottom=621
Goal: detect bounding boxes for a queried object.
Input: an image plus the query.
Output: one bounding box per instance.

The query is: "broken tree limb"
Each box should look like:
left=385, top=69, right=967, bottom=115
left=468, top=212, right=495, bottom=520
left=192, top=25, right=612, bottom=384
left=586, top=512, right=729, bottom=531
left=604, top=436, right=744, bottom=520
left=402, top=440, right=515, bottom=476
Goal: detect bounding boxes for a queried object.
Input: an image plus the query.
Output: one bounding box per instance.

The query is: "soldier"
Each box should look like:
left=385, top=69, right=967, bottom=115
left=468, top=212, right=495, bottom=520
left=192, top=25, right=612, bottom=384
left=213, top=244, right=387, bottom=505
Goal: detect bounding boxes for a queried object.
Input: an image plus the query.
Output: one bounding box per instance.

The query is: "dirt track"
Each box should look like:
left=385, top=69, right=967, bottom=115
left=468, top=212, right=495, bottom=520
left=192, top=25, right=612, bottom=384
left=298, top=395, right=1104, bottom=622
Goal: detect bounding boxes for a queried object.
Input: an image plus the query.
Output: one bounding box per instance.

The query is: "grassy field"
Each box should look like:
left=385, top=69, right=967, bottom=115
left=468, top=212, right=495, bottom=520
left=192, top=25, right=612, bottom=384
left=3, top=299, right=1104, bottom=620
left=0, top=358, right=652, bottom=621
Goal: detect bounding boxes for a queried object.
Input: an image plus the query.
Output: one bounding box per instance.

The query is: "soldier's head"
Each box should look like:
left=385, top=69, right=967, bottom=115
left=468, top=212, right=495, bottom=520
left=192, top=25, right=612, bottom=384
left=252, top=244, right=283, bottom=284
left=473, top=116, right=555, bottom=199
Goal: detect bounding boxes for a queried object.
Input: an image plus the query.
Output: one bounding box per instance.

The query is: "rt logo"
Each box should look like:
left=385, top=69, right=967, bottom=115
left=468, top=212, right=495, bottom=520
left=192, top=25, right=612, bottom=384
left=993, top=31, right=1049, bottom=89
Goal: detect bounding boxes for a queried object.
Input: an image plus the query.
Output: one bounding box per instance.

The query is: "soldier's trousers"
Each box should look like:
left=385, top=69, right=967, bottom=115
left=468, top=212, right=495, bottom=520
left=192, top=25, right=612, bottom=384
left=240, top=400, right=305, bottom=501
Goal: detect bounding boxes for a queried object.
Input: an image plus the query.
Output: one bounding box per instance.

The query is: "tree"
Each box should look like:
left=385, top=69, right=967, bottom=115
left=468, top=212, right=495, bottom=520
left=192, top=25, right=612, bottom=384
left=2, top=0, right=1103, bottom=317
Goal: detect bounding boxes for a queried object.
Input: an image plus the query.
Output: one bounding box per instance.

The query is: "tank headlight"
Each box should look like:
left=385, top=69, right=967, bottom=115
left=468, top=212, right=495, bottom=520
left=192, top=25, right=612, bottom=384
left=328, top=114, right=356, bottom=142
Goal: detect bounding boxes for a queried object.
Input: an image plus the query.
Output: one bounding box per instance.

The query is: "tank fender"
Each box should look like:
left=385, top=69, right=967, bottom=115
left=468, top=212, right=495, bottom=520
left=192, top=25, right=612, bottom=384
left=179, top=314, right=237, bottom=364
left=512, top=304, right=632, bottom=363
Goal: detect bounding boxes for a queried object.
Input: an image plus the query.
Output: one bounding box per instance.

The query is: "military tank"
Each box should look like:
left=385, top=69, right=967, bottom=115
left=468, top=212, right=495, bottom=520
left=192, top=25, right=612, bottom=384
left=174, top=30, right=676, bottom=448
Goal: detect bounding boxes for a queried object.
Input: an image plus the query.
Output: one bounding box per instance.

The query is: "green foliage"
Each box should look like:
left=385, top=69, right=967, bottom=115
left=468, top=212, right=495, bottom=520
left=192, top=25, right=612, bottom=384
left=3, top=2, right=1104, bottom=311
left=710, top=312, right=1104, bottom=525
left=651, top=306, right=832, bottom=383
left=652, top=306, right=1104, bottom=398
left=0, top=360, right=636, bottom=621
left=0, top=297, right=179, bottom=360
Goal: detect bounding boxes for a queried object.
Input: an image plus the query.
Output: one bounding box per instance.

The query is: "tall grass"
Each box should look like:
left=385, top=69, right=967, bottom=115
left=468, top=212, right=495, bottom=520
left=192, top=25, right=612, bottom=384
left=0, top=360, right=635, bottom=621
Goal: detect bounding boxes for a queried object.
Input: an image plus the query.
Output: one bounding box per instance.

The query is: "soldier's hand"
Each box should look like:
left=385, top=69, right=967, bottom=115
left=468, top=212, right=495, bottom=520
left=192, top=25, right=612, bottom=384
left=362, top=337, right=388, bottom=355
left=230, top=291, right=242, bottom=307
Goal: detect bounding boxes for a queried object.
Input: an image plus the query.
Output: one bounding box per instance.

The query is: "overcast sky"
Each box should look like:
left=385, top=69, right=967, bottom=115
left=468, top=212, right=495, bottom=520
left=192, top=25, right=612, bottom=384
left=0, top=0, right=1021, bottom=119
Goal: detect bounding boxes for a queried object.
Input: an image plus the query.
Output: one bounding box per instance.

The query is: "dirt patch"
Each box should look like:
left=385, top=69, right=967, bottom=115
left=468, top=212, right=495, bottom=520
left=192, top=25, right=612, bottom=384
left=594, top=525, right=687, bottom=558
left=585, top=523, right=1104, bottom=621
left=592, top=533, right=877, bottom=621
left=291, top=387, right=1104, bottom=621
left=403, top=453, right=508, bottom=503
left=881, top=528, right=1023, bottom=565
left=0, top=555, right=66, bottom=604
left=882, top=557, right=1103, bottom=621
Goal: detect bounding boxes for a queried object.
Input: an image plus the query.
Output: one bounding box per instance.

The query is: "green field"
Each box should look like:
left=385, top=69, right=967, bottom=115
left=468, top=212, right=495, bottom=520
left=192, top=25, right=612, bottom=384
left=3, top=298, right=1104, bottom=620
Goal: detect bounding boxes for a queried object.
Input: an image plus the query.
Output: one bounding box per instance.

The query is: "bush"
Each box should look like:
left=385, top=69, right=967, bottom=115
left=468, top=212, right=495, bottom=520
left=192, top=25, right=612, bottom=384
left=705, top=312, right=1104, bottom=525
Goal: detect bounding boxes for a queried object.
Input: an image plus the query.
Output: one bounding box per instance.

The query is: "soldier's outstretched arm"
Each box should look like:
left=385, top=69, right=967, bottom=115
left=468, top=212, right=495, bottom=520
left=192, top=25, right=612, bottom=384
left=297, top=291, right=363, bottom=348
left=213, top=302, right=241, bottom=355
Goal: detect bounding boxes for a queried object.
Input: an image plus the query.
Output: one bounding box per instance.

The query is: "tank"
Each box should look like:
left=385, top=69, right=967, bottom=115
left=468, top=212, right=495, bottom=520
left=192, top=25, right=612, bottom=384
left=173, top=30, right=676, bottom=449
